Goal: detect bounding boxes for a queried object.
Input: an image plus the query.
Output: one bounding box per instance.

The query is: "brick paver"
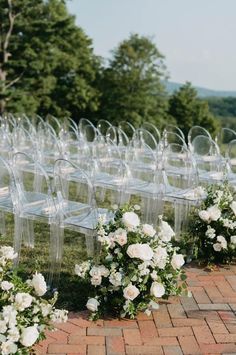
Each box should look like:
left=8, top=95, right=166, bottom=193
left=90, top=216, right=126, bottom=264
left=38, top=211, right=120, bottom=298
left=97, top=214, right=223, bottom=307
left=36, top=264, right=236, bottom=354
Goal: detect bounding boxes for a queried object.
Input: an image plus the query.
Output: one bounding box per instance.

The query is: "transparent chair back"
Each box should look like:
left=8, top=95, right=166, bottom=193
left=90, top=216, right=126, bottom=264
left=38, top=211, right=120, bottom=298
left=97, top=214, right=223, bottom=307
left=132, top=128, right=158, bottom=151
left=46, top=114, right=61, bottom=135
left=164, top=124, right=185, bottom=140
left=163, top=131, right=187, bottom=148
left=0, top=126, right=12, bottom=160
left=12, top=126, right=38, bottom=158
left=97, top=119, right=112, bottom=137
left=227, top=139, right=236, bottom=178
left=118, top=121, right=135, bottom=139
left=188, top=125, right=211, bottom=151
left=216, top=128, right=236, bottom=156
left=141, top=122, right=161, bottom=145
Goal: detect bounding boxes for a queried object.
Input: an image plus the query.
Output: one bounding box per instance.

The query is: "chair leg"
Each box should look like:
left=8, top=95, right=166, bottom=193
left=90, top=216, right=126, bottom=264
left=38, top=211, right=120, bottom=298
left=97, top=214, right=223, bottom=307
left=48, top=222, right=64, bottom=289
left=13, top=214, right=24, bottom=264
left=22, top=219, right=35, bottom=248
left=174, top=201, right=190, bottom=240
left=0, top=211, right=6, bottom=236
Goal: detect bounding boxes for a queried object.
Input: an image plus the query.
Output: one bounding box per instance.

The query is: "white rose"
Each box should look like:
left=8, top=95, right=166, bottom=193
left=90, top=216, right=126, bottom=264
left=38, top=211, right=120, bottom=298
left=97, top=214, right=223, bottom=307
left=0, top=320, right=7, bottom=333
left=171, top=254, right=185, bottom=270
left=122, top=212, right=140, bottom=230
left=231, top=236, right=236, bottom=244
left=199, top=210, right=210, bottom=223
left=2, top=306, right=17, bottom=328
left=20, top=326, right=39, bottom=347
left=158, top=221, right=175, bottom=242
left=153, top=246, right=168, bottom=269
left=98, top=265, right=109, bottom=277
left=1, top=340, right=17, bottom=355
left=0, top=246, right=17, bottom=260
left=114, top=228, right=127, bottom=246
left=86, top=298, right=99, bottom=312
left=15, top=293, right=33, bottom=311
left=142, top=224, right=156, bottom=237
left=7, top=327, right=20, bottom=342
left=231, top=201, right=236, bottom=216
left=41, top=303, right=53, bottom=317
left=1, top=281, right=14, bottom=291
left=208, top=205, right=221, bottom=221
left=213, top=243, right=222, bottom=252
left=123, top=284, right=140, bottom=300
left=127, top=243, right=154, bottom=261
left=31, top=273, right=47, bottom=296
left=217, top=235, right=227, bottom=249
left=109, top=272, right=122, bottom=287
left=150, top=282, right=165, bottom=298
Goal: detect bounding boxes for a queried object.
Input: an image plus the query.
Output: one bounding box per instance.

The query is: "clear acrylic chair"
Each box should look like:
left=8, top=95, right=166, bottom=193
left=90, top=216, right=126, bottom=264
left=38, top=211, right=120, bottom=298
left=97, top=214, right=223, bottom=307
left=162, top=143, right=201, bottom=238
left=188, top=125, right=211, bottom=152
left=97, top=119, right=113, bottom=137
left=12, top=152, right=56, bottom=264
left=216, top=127, right=236, bottom=157
left=141, top=122, right=161, bottom=146
left=118, top=121, right=135, bottom=139
left=164, top=124, right=185, bottom=140
left=226, top=139, right=236, bottom=185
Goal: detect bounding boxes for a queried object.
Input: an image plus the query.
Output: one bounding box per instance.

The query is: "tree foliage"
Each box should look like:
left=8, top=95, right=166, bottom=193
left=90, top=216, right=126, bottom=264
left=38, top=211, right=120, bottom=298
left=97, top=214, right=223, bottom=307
left=96, top=34, right=169, bottom=127
left=0, top=0, right=100, bottom=119
left=167, top=82, right=219, bottom=138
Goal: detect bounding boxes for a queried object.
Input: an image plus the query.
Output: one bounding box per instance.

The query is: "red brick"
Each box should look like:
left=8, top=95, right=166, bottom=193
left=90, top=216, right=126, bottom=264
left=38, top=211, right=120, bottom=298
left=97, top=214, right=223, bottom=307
left=68, top=335, right=105, bottom=345
left=167, top=304, right=186, bottom=319
left=139, top=320, right=158, bottom=338
left=192, top=325, right=215, bottom=344
left=104, top=319, right=138, bottom=328
left=180, top=295, right=199, bottom=312
left=142, top=336, right=178, bottom=346
left=87, top=345, right=106, bottom=355
left=87, top=327, right=122, bottom=336
left=163, top=345, right=183, bottom=355
left=153, top=305, right=172, bottom=328
left=136, top=311, right=153, bottom=320
left=219, top=311, right=236, bottom=323
left=226, top=324, right=236, bottom=333
left=216, top=281, right=236, bottom=297
left=106, top=336, right=125, bottom=354
left=207, top=319, right=229, bottom=334
left=158, top=327, right=193, bottom=337
left=190, top=286, right=211, bottom=304
left=47, top=329, right=70, bottom=342
left=198, top=303, right=230, bottom=310
left=200, top=343, right=236, bottom=354
left=198, top=275, right=225, bottom=281
left=126, top=345, right=163, bottom=354
left=172, top=318, right=206, bottom=327
left=187, top=310, right=220, bottom=320
left=178, top=335, right=202, bottom=354
left=205, top=285, right=225, bottom=301
left=53, top=322, right=83, bottom=334
left=214, top=333, right=236, bottom=343
left=47, top=344, right=86, bottom=354
left=123, top=328, right=142, bottom=345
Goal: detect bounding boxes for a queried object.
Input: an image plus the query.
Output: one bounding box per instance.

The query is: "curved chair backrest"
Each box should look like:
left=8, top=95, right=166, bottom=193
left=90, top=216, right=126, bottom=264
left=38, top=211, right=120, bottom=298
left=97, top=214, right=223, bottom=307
left=118, top=121, right=135, bottom=138
left=227, top=139, right=236, bottom=174
left=192, top=135, right=220, bottom=157
left=188, top=125, right=211, bottom=149
left=163, top=131, right=187, bottom=148
left=0, top=155, right=16, bottom=212
left=141, top=122, right=161, bottom=144
left=132, top=128, right=158, bottom=151
left=216, top=128, right=236, bottom=156
left=97, top=119, right=113, bottom=136
left=163, top=124, right=185, bottom=140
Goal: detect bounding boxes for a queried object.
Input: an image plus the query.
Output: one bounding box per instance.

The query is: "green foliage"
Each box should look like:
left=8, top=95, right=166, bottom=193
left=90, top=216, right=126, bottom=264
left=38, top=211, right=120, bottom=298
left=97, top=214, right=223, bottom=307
left=0, top=0, right=100, bottom=120
left=168, top=82, right=220, bottom=138
left=206, top=97, right=236, bottom=131
left=96, top=34, right=169, bottom=128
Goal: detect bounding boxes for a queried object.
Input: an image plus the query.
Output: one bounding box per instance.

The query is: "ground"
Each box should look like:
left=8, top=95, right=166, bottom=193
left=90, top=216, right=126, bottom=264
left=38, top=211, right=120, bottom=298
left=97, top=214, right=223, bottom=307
left=35, top=263, right=236, bottom=355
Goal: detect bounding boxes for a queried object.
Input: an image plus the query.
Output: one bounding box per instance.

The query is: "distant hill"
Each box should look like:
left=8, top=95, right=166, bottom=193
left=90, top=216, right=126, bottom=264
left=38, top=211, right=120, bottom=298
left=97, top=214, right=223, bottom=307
left=163, top=81, right=236, bottom=98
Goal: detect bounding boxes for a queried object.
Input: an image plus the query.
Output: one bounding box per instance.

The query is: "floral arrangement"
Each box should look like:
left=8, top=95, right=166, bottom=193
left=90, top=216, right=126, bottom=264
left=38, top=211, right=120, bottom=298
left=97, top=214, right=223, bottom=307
left=192, top=183, right=236, bottom=264
left=0, top=246, right=68, bottom=355
left=75, top=205, right=187, bottom=320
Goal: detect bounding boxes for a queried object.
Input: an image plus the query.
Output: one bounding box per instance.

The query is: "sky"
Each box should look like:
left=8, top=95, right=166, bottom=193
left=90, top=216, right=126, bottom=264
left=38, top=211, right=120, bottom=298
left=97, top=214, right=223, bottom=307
left=67, top=0, right=236, bottom=91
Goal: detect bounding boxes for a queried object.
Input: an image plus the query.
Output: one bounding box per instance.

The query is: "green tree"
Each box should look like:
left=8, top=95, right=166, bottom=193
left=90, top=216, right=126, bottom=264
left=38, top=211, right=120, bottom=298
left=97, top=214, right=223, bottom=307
left=167, top=82, right=219, bottom=138
left=0, top=0, right=100, bottom=119
left=97, top=34, right=169, bottom=128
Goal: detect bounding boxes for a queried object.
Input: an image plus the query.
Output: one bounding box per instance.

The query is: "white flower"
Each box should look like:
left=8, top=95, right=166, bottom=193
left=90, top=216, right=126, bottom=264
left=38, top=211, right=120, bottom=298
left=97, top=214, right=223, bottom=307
left=142, top=224, right=156, bottom=237
left=20, top=326, right=39, bottom=347
left=231, top=201, right=236, bottom=216
left=158, top=220, right=175, bottom=242
left=231, top=236, right=236, bottom=244
left=208, top=205, right=221, bottom=221
left=2, top=306, right=17, bottom=328
left=213, top=243, right=222, bottom=252
left=113, top=228, right=127, bottom=246
left=1, top=281, right=14, bottom=291
left=41, top=303, right=53, bottom=317
left=153, top=246, right=168, bottom=269
left=138, top=262, right=150, bottom=276
left=109, top=272, right=122, bottom=287
left=150, top=270, right=158, bottom=280
left=1, top=340, right=17, bottom=355
left=7, top=327, right=20, bottom=342
left=199, top=210, right=210, bottom=223
left=123, top=284, right=140, bottom=300
left=122, top=212, right=140, bottom=230
left=50, top=309, right=68, bottom=323
left=171, top=254, right=185, bottom=270
left=98, top=265, right=109, bottom=277
left=0, top=246, right=17, bottom=260
left=205, top=226, right=216, bottom=239
left=75, top=261, right=90, bottom=278
left=31, top=273, right=47, bottom=296
left=127, top=243, right=154, bottom=261
left=134, top=204, right=141, bottom=211
left=0, top=320, right=7, bottom=333
left=91, top=275, right=102, bottom=286
left=86, top=298, right=99, bottom=312
left=150, top=282, right=165, bottom=298
left=217, top=235, right=227, bottom=249
left=15, top=293, right=33, bottom=311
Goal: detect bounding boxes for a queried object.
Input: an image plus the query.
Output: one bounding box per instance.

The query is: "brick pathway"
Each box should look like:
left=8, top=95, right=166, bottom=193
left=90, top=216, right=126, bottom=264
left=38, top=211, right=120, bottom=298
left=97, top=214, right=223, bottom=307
left=35, top=264, right=236, bottom=355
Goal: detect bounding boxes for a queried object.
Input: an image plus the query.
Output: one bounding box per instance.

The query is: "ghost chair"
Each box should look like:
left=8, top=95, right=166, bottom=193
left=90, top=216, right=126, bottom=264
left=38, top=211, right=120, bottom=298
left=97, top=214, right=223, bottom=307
left=188, top=125, right=211, bottom=153
left=118, top=121, right=135, bottom=139
left=51, top=158, right=113, bottom=287
left=162, top=143, right=202, bottom=238
left=191, top=135, right=226, bottom=184
left=216, top=127, right=236, bottom=157
left=226, top=139, right=236, bottom=186
left=97, top=119, right=113, bottom=137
